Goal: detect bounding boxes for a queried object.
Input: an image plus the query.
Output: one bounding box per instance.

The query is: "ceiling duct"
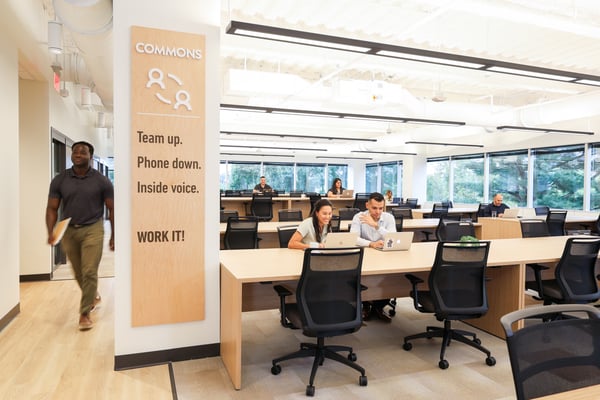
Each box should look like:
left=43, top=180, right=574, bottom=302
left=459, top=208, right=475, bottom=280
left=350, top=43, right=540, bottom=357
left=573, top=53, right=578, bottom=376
left=51, top=0, right=113, bottom=110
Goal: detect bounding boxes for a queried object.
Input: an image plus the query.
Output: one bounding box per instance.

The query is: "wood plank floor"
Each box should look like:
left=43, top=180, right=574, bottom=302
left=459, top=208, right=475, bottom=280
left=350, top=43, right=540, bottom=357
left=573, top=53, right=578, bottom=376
left=1, top=277, right=523, bottom=399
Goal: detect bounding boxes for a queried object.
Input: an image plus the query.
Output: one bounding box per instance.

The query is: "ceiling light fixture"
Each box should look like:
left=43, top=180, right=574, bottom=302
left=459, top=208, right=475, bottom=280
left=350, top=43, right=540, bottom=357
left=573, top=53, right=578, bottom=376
left=316, top=156, right=373, bottom=160
left=220, top=152, right=295, bottom=158
left=496, top=125, right=594, bottom=135
left=226, top=20, right=600, bottom=86
left=220, top=131, right=376, bottom=143
left=220, top=144, right=327, bottom=152
left=405, top=141, right=484, bottom=148
left=48, top=21, right=63, bottom=54
left=221, top=104, right=465, bottom=127
left=351, top=150, right=417, bottom=156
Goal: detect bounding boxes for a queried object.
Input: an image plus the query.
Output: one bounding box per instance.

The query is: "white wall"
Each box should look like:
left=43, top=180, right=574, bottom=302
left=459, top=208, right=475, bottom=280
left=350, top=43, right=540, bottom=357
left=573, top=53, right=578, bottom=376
left=0, top=33, right=20, bottom=321
left=113, top=0, right=221, bottom=355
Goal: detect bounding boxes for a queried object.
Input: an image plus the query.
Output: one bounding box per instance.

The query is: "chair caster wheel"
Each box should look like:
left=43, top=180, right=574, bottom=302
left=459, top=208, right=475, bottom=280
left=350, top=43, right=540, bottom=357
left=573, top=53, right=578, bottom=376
left=306, top=385, right=315, bottom=396
left=359, top=375, right=368, bottom=386
left=348, top=352, right=357, bottom=362
left=486, top=356, right=496, bottom=366
left=402, top=342, right=412, bottom=351
left=271, top=364, right=281, bottom=375
left=438, top=359, right=449, bottom=369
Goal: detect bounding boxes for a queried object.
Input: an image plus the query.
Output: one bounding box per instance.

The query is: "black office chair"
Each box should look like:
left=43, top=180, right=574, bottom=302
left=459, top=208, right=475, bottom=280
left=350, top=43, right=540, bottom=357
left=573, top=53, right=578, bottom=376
left=306, top=193, right=321, bottom=215
left=405, top=198, right=419, bottom=209
left=353, top=193, right=370, bottom=211
left=435, top=219, right=475, bottom=241
left=277, top=225, right=298, bottom=248
left=329, top=215, right=341, bottom=232
left=500, top=304, right=600, bottom=400
left=520, top=219, right=550, bottom=238
left=271, top=248, right=368, bottom=396
left=391, top=211, right=404, bottom=232
left=225, top=190, right=241, bottom=197
left=219, top=209, right=239, bottom=223
left=422, top=211, right=457, bottom=242
left=338, top=207, right=360, bottom=221
left=223, top=216, right=259, bottom=249
left=403, top=241, right=496, bottom=369
left=391, top=207, right=413, bottom=219
left=473, top=203, right=488, bottom=221
left=278, top=208, right=303, bottom=222
left=546, top=210, right=567, bottom=236
left=429, top=202, right=449, bottom=218
left=525, top=237, right=600, bottom=308
left=250, top=193, right=273, bottom=221
left=534, top=205, right=550, bottom=216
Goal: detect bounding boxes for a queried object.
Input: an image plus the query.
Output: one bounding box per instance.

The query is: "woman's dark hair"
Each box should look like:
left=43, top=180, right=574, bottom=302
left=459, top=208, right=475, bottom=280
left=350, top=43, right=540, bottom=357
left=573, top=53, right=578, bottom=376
left=311, top=199, right=333, bottom=242
left=328, top=177, right=344, bottom=194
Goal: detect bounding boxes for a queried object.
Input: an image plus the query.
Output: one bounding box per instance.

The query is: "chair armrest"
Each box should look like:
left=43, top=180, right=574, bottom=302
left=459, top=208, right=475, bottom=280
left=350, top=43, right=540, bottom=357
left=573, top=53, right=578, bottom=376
left=405, top=274, right=424, bottom=310
left=405, top=274, right=424, bottom=285
left=526, top=263, right=549, bottom=301
left=273, top=284, right=294, bottom=328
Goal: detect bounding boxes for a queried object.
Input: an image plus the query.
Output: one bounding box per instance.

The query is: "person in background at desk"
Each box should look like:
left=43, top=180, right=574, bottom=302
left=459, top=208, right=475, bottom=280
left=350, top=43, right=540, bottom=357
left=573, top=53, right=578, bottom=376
left=350, top=192, right=396, bottom=322
left=288, top=199, right=333, bottom=249
left=327, top=177, right=345, bottom=197
left=384, top=190, right=393, bottom=203
left=253, top=176, right=272, bottom=194
left=486, top=193, right=510, bottom=217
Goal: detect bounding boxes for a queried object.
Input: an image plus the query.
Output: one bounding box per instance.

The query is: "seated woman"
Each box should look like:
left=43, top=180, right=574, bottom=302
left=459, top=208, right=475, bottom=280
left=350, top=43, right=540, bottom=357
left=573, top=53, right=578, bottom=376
left=327, top=177, right=345, bottom=198
left=384, top=190, right=393, bottom=203
left=288, top=199, right=333, bottom=250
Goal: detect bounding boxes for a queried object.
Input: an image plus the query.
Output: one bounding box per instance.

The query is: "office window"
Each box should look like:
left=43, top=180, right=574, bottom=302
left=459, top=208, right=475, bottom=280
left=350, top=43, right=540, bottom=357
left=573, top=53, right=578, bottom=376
left=296, top=163, right=325, bottom=193
left=591, top=144, right=600, bottom=210
left=365, top=164, right=378, bottom=193
left=488, top=151, right=528, bottom=207
left=532, top=145, right=584, bottom=209
left=220, top=161, right=227, bottom=190
left=327, top=164, right=348, bottom=190
left=263, top=162, right=294, bottom=193
left=427, top=158, right=449, bottom=202
left=452, top=154, right=484, bottom=203
left=365, top=162, right=402, bottom=197
left=227, top=162, right=261, bottom=190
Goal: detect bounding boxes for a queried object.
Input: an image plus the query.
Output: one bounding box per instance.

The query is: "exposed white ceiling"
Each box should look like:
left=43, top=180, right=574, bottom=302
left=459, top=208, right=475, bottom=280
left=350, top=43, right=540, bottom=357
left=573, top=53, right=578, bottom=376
left=19, top=0, right=600, bottom=160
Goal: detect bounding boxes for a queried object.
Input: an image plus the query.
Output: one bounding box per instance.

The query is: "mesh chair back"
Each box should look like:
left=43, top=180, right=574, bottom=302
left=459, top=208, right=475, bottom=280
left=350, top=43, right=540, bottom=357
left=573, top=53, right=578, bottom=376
left=220, top=209, right=239, bottom=223
left=296, top=248, right=364, bottom=337
left=329, top=215, right=341, bottom=232
left=520, top=219, right=550, bottom=237
left=429, top=241, right=491, bottom=318
left=251, top=194, right=273, bottom=221
left=277, top=225, right=298, bottom=248
left=405, top=198, right=419, bottom=208
left=353, top=193, right=370, bottom=211
left=555, top=237, right=600, bottom=302
left=391, top=212, right=404, bottom=232
left=547, top=210, right=567, bottom=236
left=392, top=207, right=413, bottom=219
left=436, top=220, right=475, bottom=241
left=339, top=207, right=360, bottom=220
left=534, top=206, right=550, bottom=216
left=307, top=193, right=322, bottom=214
left=430, top=203, right=449, bottom=218
left=474, top=203, right=488, bottom=221
left=278, top=209, right=303, bottom=222
left=224, top=216, right=259, bottom=249
left=500, top=304, right=600, bottom=400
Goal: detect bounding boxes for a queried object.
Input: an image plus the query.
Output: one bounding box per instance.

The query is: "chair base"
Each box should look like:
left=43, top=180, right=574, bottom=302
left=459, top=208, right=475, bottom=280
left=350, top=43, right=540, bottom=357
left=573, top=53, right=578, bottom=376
left=403, top=320, right=496, bottom=369
left=271, top=336, right=367, bottom=396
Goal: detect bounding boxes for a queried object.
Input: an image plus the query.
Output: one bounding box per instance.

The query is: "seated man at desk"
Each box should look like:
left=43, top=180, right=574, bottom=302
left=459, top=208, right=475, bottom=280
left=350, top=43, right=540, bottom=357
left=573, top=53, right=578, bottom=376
left=486, top=193, right=510, bottom=217
left=253, top=176, right=272, bottom=194
left=350, top=192, right=396, bottom=322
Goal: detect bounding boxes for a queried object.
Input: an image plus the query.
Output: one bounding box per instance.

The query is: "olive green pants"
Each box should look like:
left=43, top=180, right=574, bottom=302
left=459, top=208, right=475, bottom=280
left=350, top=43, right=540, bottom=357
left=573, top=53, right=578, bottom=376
left=61, top=219, right=104, bottom=315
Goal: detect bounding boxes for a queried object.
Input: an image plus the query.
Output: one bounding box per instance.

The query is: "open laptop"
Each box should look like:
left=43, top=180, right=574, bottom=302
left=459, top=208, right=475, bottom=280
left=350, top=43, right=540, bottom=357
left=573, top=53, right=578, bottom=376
left=341, top=189, right=354, bottom=198
left=377, top=231, right=414, bottom=251
left=502, top=208, right=520, bottom=218
left=323, top=232, right=358, bottom=248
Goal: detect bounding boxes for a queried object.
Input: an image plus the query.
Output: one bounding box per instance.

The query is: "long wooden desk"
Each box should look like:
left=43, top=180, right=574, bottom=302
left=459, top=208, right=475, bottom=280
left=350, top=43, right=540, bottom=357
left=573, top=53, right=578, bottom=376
left=220, top=236, right=574, bottom=389
left=219, top=219, right=483, bottom=249
left=412, top=207, right=479, bottom=219
left=479, top=215, right=598, bottom=239
left=533, top=384, right=600, bottom=400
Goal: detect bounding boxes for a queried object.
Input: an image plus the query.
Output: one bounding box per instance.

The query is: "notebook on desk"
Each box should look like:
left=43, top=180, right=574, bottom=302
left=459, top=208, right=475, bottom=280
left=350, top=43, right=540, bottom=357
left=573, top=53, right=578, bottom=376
left=323, top=232, right=358, bottom=248
left=376, top=232, right=414, bottom=251
left=502, top=208, right=520, bottom=218
left=341, top=189, right=354, bottom=198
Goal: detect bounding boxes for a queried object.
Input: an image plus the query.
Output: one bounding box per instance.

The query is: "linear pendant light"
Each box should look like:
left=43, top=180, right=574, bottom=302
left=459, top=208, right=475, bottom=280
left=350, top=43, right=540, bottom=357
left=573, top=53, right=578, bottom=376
left=496, top=125, right=594, bottom=135
left=405, top=141, right=484, bottom=148
left=226, top=20, right=600, bottom=86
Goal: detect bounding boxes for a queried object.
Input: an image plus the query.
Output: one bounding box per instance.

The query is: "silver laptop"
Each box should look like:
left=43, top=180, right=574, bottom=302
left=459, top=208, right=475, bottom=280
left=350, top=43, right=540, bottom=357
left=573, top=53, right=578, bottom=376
left=323, top=232, right=358, bottom=248
left=502, top=208, right=520, bottom=218
left=341, top=189, right=354, bottom=198
left=377, top=232, right=414, bottom=251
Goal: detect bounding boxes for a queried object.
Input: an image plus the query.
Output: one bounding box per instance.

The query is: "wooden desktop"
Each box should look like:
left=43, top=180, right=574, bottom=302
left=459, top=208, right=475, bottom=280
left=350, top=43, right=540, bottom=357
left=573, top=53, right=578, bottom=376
left=220, top=236, right=576, bottom=390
